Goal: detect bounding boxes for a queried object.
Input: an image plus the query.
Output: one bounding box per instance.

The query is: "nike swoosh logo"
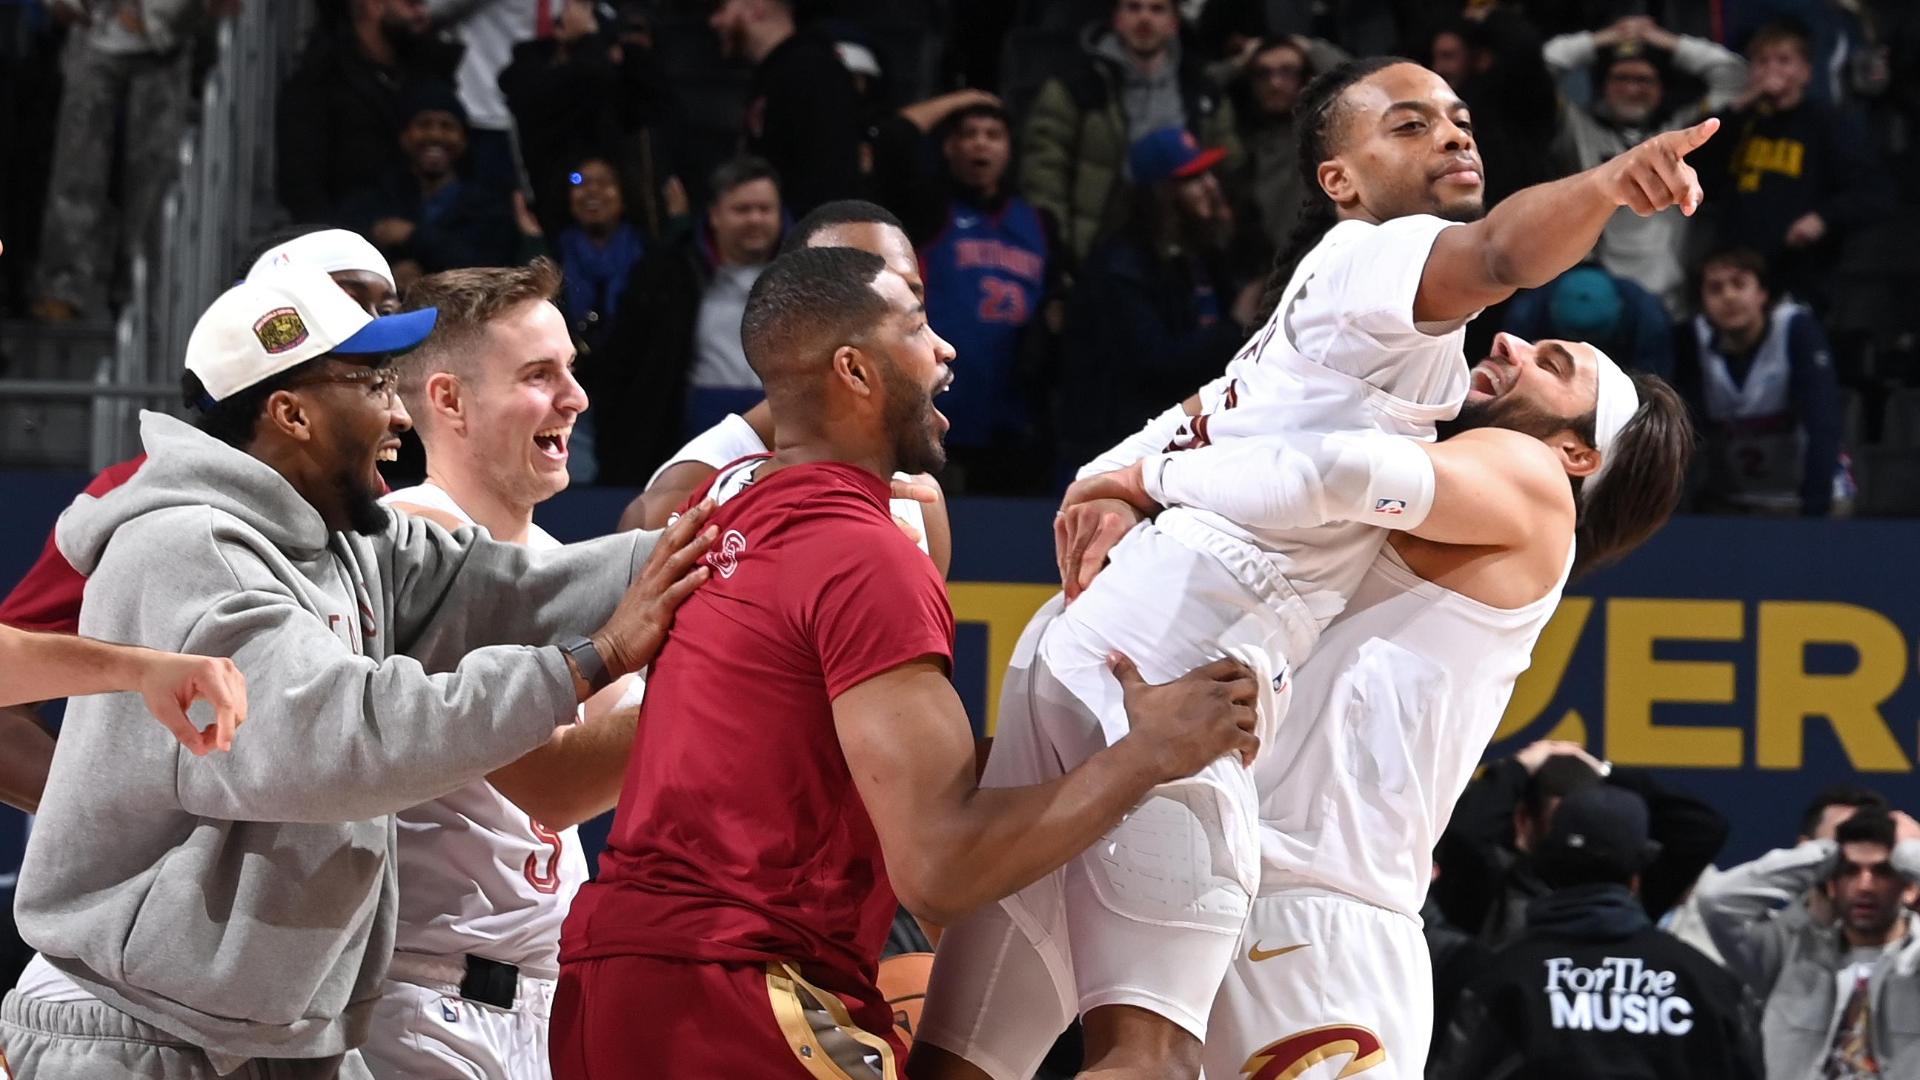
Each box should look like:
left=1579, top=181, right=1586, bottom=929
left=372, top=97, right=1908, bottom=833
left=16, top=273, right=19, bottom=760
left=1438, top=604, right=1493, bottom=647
left=1248, top=942, right=1309, bottom=963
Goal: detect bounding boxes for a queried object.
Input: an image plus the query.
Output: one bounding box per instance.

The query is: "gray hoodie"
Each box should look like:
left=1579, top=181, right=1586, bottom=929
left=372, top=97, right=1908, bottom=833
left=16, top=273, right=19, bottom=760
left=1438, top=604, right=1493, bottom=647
left=1091, top=27, right=1186, bottom=147
left=15, top=412, right=653, bottom=1070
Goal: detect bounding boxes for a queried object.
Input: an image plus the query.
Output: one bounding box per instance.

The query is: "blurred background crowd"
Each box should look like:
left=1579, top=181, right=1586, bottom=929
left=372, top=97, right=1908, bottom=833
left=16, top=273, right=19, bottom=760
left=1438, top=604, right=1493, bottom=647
left=0, top=0, right=1916, bottom=513
left=0, top=4, right=1917, bottom=1077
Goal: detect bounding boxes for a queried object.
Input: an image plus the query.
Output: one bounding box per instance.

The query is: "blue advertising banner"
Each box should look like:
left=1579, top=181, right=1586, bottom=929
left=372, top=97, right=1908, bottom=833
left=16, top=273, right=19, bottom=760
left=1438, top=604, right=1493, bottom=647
left=4, top=472, right=1914, bottom=877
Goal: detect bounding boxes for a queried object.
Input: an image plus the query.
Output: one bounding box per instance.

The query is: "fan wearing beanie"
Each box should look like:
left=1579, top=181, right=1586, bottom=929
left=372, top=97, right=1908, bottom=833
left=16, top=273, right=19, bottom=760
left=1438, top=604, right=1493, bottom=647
left=1431, top=786, right=1760, bottom=1080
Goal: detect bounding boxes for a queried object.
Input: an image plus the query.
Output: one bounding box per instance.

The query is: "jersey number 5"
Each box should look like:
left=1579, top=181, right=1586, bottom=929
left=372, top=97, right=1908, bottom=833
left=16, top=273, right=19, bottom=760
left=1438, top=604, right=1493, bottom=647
left=524, top=818, right=565, bottom=894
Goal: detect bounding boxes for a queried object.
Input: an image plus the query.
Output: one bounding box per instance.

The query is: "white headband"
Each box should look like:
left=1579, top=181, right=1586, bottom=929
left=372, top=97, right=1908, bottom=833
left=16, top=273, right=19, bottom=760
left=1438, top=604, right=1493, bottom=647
left=1584, top=346, right=1639, bottom=498
left=245, top=229, right=395, bottom=291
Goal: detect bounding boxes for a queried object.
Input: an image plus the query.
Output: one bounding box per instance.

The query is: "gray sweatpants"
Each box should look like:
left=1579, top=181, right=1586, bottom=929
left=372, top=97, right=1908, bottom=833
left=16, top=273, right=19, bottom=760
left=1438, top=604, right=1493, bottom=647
left=0, top=992, right=369, bottom=1079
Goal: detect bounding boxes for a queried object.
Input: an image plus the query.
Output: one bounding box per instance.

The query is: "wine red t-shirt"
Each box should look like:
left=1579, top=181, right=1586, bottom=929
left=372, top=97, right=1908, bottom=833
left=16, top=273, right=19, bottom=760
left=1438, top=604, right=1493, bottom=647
left=0, top=455, right=146, bottom=632
left=560, top=458, right=955, bottom=1033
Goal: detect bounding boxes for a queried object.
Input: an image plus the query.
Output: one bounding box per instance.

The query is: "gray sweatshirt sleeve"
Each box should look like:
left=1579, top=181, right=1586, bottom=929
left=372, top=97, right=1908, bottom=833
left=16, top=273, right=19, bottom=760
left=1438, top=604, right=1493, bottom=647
left=136, top=516, right=646, bottom=824
left=1694, top=840, right=1835, bottom=997
left=380, top=512, right=657, bottom=671
left=1894, top=839, right=1920, bottom=882
left=1542, top=31, right=1598, bottom=76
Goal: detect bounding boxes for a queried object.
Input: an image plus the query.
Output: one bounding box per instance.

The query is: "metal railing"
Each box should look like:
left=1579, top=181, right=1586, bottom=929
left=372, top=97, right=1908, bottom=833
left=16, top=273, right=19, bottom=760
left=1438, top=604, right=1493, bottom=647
left=77, top=3, right=309, bottom=469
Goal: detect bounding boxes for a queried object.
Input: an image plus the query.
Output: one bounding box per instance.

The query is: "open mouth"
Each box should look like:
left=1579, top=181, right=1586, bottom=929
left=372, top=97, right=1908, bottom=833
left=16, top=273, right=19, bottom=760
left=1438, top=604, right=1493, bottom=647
left=534, top=426, right=570, bottom=462
left=376, top=441, right=401, bottom=463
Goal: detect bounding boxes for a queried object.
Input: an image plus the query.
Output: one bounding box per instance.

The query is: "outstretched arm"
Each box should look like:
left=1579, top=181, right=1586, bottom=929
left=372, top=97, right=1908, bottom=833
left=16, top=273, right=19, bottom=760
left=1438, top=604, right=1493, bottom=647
left=1414, top=119, right=1718, bottom=323
left=0, top=623, right=245, bottom=755
left=836, top=655, right=1258, bottom=925
left=488, top=674, right=644, bottom=829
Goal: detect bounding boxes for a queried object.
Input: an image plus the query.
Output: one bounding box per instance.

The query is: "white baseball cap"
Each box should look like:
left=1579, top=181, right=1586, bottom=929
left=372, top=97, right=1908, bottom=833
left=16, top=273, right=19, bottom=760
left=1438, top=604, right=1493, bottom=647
left=245, top=228, right=395, bottom=290
left=186, top=264, right=438, bottom=403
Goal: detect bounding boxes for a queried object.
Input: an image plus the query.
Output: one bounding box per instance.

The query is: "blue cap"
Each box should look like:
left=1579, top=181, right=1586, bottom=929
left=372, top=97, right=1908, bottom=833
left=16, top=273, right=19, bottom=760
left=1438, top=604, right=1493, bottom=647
left=334, top=307, right=439, bottom=356
left=1128, top=127, right=1227, bottom=187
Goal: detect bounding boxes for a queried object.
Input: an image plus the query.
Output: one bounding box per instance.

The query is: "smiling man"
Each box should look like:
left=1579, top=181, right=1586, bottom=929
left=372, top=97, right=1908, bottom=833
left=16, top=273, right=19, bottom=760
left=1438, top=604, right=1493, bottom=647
left=553, top=246, right=1263, bottom=1080
left=916, top=56, right=1716, bottom=1080
left=2, top=264, right=714, bottom=1078
left=358, top=258, right=647, bottom=1080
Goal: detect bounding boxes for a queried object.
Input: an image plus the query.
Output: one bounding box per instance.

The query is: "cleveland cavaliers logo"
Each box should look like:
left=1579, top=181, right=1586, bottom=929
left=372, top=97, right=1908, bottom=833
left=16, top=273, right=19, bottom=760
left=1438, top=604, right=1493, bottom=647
left=707, top=529, right=749, bottom=578
left=1242, top=1025, right=1385, bottom=1080
left=253, top=307, right=309, bottom=354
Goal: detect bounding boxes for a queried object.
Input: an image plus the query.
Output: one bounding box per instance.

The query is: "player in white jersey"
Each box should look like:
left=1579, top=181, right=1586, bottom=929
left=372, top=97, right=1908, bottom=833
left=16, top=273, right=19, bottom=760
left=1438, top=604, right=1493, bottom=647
left=915, top=56, right=1717, bottom=1080
left=1055, top=332, right=1693, bottom=1079
left=360, top=259, right=644, bottom=1080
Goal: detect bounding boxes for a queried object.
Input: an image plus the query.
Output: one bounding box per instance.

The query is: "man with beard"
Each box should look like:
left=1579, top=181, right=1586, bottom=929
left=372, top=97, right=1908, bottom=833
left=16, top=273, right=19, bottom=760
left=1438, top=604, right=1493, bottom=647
left=1, top=265, right=715, bottom=1078
left=914, top=57, right=1713, bottom=1080
left=1544, top=14, right=1746, bottom=309
left=1698, top=806, right=1920, bottom=1078
left=616, top=199, right=952, bottom=576
left=552, top=246, right=1265, bottom=1079
left=1050, top=331, right=1694, bottom=1080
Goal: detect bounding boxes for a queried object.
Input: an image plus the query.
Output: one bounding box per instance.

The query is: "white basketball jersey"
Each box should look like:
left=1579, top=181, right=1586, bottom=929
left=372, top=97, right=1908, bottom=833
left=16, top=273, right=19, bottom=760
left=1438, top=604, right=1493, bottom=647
left=381, top=483, right=593, bottom=976
left=1257, top=540, right=1571, bottom=918
left=649, top=412, right=931, bottom=556
left=1074, top=215, right=1474, bottom=672
left=1692, top=303, right=1811, bottom=511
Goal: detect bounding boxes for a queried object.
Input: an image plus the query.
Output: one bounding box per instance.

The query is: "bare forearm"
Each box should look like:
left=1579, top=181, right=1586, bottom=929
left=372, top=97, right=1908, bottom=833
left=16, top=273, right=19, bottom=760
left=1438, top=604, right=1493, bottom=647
left=0, top=624, right=152, bottom=706
left=487, top=709, right=638, bottom=829
left=900, top=742, right=1161, bottom=922
left=1474, top=169, right=1620, bottom=294
left=0, top=702, right=55, bottom=813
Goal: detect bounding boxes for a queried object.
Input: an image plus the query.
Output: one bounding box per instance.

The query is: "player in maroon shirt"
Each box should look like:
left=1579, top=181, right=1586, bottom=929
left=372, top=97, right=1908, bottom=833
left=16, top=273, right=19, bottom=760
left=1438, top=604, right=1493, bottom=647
left=554, top=247, right=1262, bottom=1078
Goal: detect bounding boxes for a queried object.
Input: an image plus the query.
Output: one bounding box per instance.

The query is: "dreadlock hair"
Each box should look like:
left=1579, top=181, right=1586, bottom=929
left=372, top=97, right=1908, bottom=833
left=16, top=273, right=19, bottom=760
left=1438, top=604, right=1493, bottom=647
left=1254, top=55, right=1414, bottom=323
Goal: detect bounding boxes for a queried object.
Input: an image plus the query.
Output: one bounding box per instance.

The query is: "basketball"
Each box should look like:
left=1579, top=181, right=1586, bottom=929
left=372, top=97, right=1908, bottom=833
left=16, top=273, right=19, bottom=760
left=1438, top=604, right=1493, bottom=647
left=878, top=952, right=936, bottom=1046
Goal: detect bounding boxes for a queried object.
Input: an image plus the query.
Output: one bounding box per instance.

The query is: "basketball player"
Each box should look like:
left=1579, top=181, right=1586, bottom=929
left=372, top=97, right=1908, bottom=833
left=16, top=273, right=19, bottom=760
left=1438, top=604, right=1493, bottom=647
left=1056, top=332, right=1694, bottom=1078
left=616, top=200, right=950, bottom=575
left=913, top=56, right=1715, bottom=1080
left=0, top=623, right=244, bottom=752
left=352, top=260, right=637, bottom=1080
left=0, top=226, right=399, bottom=815
left=3, top=265, right=713, bottom=1078
left=553, top=247, right=1262, bottom=1079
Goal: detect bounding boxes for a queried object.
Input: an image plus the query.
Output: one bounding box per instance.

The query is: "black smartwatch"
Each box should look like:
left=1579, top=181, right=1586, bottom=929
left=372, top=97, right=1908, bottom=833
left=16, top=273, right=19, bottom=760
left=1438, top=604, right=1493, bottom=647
left=559, top=636, right=612, bottom=694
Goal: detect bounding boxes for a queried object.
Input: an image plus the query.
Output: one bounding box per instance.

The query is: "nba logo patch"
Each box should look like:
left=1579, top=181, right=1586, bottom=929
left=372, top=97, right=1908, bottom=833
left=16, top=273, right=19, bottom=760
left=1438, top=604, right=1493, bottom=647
left=440, top=999, right=461, bottom=1023
left=253, top=307, right=309, bottom=354
left=1373, top=498, right=1406, bottom=516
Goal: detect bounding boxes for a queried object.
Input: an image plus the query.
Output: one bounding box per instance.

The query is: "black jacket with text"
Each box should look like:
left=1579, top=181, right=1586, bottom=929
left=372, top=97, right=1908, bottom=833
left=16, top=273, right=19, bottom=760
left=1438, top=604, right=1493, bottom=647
left=1429, top=884, right=1761, bottom=1080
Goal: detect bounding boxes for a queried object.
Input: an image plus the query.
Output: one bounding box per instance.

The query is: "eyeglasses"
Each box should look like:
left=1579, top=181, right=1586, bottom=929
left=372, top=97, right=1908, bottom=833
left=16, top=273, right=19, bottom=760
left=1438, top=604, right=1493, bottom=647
left=289, top=367, right=400, bottom=405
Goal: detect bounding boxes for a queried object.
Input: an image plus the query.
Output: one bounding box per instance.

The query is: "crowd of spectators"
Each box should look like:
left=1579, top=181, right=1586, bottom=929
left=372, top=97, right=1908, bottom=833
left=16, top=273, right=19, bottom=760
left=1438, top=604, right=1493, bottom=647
left=1423, top=742, right=1919, bottom=1080
left=0, top=0, right=1917, bottom=513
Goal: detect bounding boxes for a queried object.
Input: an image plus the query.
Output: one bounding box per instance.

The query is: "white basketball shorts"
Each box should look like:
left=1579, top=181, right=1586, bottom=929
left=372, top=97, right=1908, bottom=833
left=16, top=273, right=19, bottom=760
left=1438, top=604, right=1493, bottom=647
left=1203, top=887, right=1432, bottom=1080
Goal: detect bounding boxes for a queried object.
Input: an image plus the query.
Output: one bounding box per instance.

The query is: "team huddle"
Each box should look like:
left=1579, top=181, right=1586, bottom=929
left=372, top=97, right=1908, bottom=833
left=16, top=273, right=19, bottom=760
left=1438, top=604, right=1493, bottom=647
left=2, top=57, right=1702, bottom=1080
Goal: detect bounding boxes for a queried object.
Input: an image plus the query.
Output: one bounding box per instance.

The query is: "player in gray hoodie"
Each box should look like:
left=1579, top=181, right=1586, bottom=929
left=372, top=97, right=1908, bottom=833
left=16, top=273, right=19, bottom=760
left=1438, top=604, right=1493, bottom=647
left=1, top=264, right=712, bottom=1078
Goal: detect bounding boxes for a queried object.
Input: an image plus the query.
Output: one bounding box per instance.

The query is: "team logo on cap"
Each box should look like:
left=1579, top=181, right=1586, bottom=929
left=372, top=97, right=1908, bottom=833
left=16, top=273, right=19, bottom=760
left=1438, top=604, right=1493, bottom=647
left=1241, top=1024, right=1384, bottom=1080
left=253, top=307, right=310, bottom=355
